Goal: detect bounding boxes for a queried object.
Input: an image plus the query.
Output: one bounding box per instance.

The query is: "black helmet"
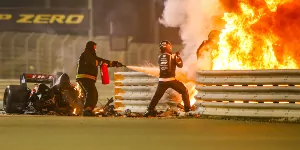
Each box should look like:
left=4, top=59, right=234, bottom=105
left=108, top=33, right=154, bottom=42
left=159, top=40, right=171, bottom=53
left=85, top=41, right=96, bottom=51
left=54, top=73, right=71, bottom=88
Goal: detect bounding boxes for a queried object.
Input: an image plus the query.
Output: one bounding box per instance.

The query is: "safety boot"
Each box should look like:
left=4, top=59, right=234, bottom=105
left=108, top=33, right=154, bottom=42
left=143, top=109, right=157, bottom=117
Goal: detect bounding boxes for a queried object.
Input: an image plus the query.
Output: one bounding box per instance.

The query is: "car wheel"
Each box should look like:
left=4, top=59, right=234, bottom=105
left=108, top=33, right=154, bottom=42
left=3, top=85, right=29, bottom=114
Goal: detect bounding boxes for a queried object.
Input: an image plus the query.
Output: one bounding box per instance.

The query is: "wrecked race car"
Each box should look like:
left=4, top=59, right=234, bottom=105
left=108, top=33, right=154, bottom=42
left=2, top=72, right=84, bottom=115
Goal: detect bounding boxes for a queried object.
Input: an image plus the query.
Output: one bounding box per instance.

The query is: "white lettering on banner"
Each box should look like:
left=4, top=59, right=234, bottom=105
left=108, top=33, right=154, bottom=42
left=16, top=14, right=85, bottom=24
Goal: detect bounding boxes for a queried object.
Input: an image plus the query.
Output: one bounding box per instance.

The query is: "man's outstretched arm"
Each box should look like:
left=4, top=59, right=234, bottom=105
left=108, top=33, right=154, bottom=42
left=96, top=56, right=124, bottom=67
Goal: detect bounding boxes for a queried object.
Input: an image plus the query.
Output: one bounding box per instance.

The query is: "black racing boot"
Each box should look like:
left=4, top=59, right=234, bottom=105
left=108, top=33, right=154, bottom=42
left=143, top=109, right=157, bottom=117
left=183, top=106, right=196, bottom=117
left=184, top=107, right=191, bottom=112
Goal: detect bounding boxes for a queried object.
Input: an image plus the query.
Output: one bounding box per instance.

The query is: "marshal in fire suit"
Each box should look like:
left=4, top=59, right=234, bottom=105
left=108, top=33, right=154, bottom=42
left=144, top=40, right=191, bottom=117
left=76, top=41, right=123, bottom=116
left=196, top=30, right=220, bottom=60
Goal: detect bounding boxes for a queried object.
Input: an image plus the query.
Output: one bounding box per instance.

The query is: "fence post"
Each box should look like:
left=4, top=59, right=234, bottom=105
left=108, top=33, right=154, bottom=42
left=48, top=35, right=57, bottom=74
left=25, top=33, right=34, bottom=73
left=72, top=36, right=82, bottom=70
left=61, top=35, right=70, bottom=72
left=36, top=34, right=45, bottom=73
left=0, top=32, right=6, bottom=61
left=88, top=0, right=93, bottom=40
left=0, top=32, right=6, bottom=50
left=11, top=32, right=20, bottom=78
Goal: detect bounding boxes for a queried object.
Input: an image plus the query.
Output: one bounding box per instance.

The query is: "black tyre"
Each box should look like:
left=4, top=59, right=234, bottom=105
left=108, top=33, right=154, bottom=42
left=3, top=85, right=29, bottom=114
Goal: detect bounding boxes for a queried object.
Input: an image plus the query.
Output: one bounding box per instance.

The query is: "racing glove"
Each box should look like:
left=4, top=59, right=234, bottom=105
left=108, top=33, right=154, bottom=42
left=175, top=52, right=183, bottom=68
left=112, top=61, right=124, bottom=67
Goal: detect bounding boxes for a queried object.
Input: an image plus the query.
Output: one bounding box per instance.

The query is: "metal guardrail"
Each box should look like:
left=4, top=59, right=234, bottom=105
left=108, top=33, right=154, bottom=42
left=114, top=72, right=180, bottom=113
left=195, top=70, right=300, bottom=118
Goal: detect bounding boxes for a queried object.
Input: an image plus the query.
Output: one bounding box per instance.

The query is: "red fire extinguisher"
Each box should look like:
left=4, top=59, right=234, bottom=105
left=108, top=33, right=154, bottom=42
left=100, top=63, right=110, bottom=85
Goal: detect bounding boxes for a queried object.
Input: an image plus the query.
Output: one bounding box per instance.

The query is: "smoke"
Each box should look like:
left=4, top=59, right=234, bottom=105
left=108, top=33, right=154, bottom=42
left=159, top=0, right=224, bottom=80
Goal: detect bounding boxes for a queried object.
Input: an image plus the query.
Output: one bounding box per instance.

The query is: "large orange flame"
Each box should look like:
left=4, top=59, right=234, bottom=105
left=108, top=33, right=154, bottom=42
left=213, top=0, right=299, bottom=70
left=126, top=0, right=300, bottom=110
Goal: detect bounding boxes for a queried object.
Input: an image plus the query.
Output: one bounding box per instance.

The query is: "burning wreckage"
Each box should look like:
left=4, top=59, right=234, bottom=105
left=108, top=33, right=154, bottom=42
left=4, top=0, right=298, bottom=118
left=2, top=72, right=119, bottom=116
left=1, top=71, right=195, bottom=117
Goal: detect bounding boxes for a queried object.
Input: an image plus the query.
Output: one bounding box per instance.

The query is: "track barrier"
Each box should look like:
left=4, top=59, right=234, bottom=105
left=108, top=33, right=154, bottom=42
left=194, top=69, right=300, bottom=117
left=114, top=72, right=180, bottom=113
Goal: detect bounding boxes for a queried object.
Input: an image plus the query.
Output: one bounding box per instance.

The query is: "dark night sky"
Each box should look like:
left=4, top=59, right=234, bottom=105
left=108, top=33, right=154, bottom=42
left=0, top=0, right=181, bottom=44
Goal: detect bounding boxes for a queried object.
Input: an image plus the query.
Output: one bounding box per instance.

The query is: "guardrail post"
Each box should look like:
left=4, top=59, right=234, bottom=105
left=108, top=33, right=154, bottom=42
left=36, top=34, right=46, bottom=73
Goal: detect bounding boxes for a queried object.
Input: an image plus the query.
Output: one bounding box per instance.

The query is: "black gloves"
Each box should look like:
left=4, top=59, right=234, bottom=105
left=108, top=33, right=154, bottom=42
left=174, top=52, right=183, bottom=68
left=112, top=61, right=124, bottom=67
left=175, top=52, right=182, bottom=62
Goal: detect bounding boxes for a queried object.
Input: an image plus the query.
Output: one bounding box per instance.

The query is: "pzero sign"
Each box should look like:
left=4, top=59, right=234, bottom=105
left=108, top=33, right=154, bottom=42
left=0, top=8, right=90, bottom=32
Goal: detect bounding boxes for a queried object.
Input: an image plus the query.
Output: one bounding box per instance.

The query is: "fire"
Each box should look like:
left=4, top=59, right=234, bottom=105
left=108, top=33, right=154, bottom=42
left=212, top=0, right=299, bottom=70
left=73, top=108, right=77, bottom=115
left=94, top=108, right=104, bottom=115
left=265, top=0, right=292, bottom=12
left=127, top=0, right=300, bottom=110
left=180, top=84, right=197, bottom=106
left=74, top=82, right=84, bottom=98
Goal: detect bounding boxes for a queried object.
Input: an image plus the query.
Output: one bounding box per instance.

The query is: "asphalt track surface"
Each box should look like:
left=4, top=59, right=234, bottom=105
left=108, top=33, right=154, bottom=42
left=0, top=116, right=299, bottom=150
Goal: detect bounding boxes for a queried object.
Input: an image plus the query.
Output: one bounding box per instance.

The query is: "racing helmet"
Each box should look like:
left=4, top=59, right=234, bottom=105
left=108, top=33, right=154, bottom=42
left=54, top=73, right=71, bottom=88
left=208, top=30, right=221, bottom=40
left=159, top=40, right=172, bottom=53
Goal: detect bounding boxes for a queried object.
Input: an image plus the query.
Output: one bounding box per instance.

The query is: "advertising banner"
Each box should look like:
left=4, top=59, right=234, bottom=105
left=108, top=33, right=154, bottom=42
left=0, top=8, right=90, bottom=34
